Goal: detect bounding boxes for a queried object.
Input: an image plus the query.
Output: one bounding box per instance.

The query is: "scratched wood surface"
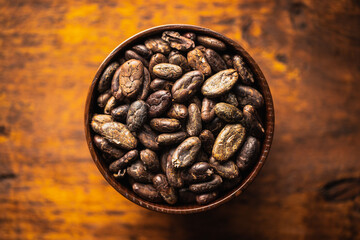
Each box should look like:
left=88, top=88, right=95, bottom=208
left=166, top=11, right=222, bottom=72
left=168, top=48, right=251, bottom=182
left=0, top=0, right=360, bottom=239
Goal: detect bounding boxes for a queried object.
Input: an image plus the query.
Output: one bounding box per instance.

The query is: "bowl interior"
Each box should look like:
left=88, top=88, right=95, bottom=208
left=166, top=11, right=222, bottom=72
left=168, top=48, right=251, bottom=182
left=84, top=24, right=275, bottom=214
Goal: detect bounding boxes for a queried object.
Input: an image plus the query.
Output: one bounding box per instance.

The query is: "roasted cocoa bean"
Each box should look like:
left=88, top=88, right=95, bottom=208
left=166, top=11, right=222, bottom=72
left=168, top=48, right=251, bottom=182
left=183, top=32, right=196, bottom=41
left=144, top=38, right=171, bottom=54
left=153, top=63, right=183, bottom=80
left=149, top=78, right=173, bottom=92
left=236, top=136, right=260, bottom=172
left=111, top=104, right=129, bottom=122
left=146, top=90, right=172, bottom=118
left=132, top=183, right=162, bottom=203
left=162, top=31, right=195, bottom=51
left=156, top=132, right=187, bottom=146
left=186, top=103, right=202, bottom=136
left=149, top=53, right=168, bottom=77
left=243, top=105, right=265, bottom=138
left=97, top=90, right=112, bottom=108
left=169, top=54, right=192, bottom=72
left=140, top=149, right=160, bottom=172
left=119, top=59, right=144, bottom=99
left=150, top=118, right=181, bottom=132
left=205, top=48, right=227, bottom=73
left=138, top=67, right=151, bottom=100
left=126, top=100, right=148, bottom=132
left=201, top=69, right=238, bottom=98
left=94, top=135, right=125, bottom=159
left=196, top=192, right=218, bottom=205
left=104, top=96, right=117, bottom=114
left=187, top=48, right=212, bottom=77
left=171, top=136, right=201, bottom=168
left=181, top=162, right=213, bottom=183
left=172, top=71, right=204, bottom=102
left=153, top=174, right=178, bottom=204
left=189, top=175, right=223, bottom=193
left=109, top=150, right=139, bottom=173
left=111, top=67, right=124, bottom=101
left=204, top=117, right=224, bottom=134
left=127, top=161, right=154, bottom=183
left=125, top=50, right=149, bottom=68
left=137, top=125, right=160, bottom=151
left=233, top=85, right=264, bottom=109
left=166, top=148, right=184, bottom=188
left=222, top=54, right=233, bottom=68
left=201, top=98, right=216, bottom=123
left=199, top=130, right=215, bottom=155
left=166, top=103, right=188, bottom=120
left=214, top=102, right=243, bottom=123
left=197, top=35, right=226, bottom=51
left=221, top=92, right=239, bottom=107
left=233, top=55, right=254, bottom=85
left=132, top=44, right=152, bottom=59
left=209, top=157, right=239, bottom=179
left=98, top=62, right=120, bottom=93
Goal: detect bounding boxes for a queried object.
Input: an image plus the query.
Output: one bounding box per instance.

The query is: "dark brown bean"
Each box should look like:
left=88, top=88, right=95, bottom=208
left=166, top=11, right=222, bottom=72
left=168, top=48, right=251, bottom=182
left=109, top=150, right=139, bottom=173
left=138, top=125, right=160, bottom=151
left=195, top=45, right=206, bottom=53
left=197, top=35, right=226, bottom=51
left=197, top=150, right=210, bottom=162
left=186, top=103, right=202, bottom=136
left=132, top=44, right=152, bottom=59
left=199, top=130, right=215, bottom=155
left=104, top=96, right=117, bottom=114
left=153, top=174, right=178, bottom=204
left=187, top=48, right=212, bottom=77
left=188, top=95, right=202, bottom=110
left=221, top=92, right=239, bottom=107
left=91, top=120, right=137, bottom=150
left=243, top=105, right=265, bottom=138
left=156, top=132, right=187, bottom=146
left=111, top=67, right=124, bottom=101
left=204, top=117, right=224, bottom=134
left=183, top=32, right=196, bottom=41
left=214, top=102, right=243, bottom=123
left=144, top=38, right=171, bottom=55
left=160, top=148, right=172, bottom=173
left=127, top=161, right=154, bottom=183
left=126, top=100, right=148, bottom=132
left=111, top=104, right=129, bottom=122
left=205, top=48, right=227, bottom=73
left=168, top=50, right=180, bottom=58
left=150, top=118, right=181, bottom=132
left=172, top=136, right=201, bottom=168
left=172, top=71, right=204, bottom=103
left=209, top=157, right=239, bottom=179
left=98, top=62, right=120, bottom=93
left=181, top=162, right=214, bottom=183
left=138, top=67, right=151, bottom=100
left=119, top=59, right=144, bottom=99
left=146, top=90, right=172, bottom=118
left=132, top=183, right=162, bottom=203
left=169, top=54, right=192, bottom=72
left=149, top=53, right=168, bottom=78
left=196, top=192, right=218, bottom=205
left=233, top=85, right=264, bottom=109
left=140, top=149, right=160, bottom=172
left=236, top=136, right=260, bottom=172
left=161, top=31, right=195, bottom=51
left=222, top=54, right=233, bottom=68
left=212, top=124, right=246, bottom=161
left=166, top=148, right=184, bottom=188
left=233, top=55, right=255, bottom=85
left=166, top=103, right=188, bottom=120
left=125, top=50, right=149, bottom=67
left=93, top=135, right=125, bottom=159
left=201, top=69, right=239, bottom=98
left=189, top=175, right=223, bottom=193
left=178, top=188, right=196, bottom=203
left=97, top=90, right=112, bottom=108
left=153, top=63, right=183, bottom=80
left=149, top=78, right=173, bottom=92
left=201, top=98, right=216, bottom=123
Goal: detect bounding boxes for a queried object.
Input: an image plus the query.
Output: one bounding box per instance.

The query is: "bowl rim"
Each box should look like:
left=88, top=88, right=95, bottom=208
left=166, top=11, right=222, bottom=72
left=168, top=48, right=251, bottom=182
left=84, top=24, right=275, bottom=214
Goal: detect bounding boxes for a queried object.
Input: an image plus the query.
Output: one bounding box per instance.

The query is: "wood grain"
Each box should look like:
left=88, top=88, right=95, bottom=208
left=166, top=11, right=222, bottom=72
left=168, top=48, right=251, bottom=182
left=0, top=0, right=359, bottom=239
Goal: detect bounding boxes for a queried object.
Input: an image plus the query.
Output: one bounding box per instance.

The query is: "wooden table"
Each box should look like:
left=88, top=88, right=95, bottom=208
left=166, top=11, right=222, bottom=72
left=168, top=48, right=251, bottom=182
left=1, top=0, right=359, bottom=239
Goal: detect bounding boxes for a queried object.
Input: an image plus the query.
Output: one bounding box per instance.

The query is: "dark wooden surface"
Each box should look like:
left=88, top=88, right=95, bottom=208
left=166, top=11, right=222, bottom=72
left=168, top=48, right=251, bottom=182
left=0, top=0, right=359, bottom=239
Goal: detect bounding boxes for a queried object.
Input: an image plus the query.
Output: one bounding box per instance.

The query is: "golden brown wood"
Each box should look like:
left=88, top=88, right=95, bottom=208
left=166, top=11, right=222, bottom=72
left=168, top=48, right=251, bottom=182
left=0, top=0, right=359, bottom=239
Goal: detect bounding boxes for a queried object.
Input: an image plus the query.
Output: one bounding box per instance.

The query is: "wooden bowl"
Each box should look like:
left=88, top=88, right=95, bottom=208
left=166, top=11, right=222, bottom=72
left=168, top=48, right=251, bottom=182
left=84, top=24, right=275, bottom=214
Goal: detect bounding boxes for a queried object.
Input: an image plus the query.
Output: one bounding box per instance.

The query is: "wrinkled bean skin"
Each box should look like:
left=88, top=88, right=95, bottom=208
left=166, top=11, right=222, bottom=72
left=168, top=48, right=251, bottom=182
left=196, top=192, right=218, bottom=205
left=97, top=90, right=112, bottom=108
left=138, top=67, right=151, bottom=100
left=221, top=92, right=239, bottom=107
left=183, top=32, right=196, bottom=41
left=132, top=183, right=162, bottom=203
left=140, top=149, right=160, bottom=172
left=161, top=31, right=195, bottom=51
left=243, top=105, right=265, bottom=138
left=156, top=132, right=187, bottom=146
left=145, top=38, right=171, bottom=55
left=222, top=54, right=233, bottom=68
left=137, top=125, right=160, bottom=151
left=178, top=188, right=196, bottom=203
left=132, top=44, right=152, bottom=59
left=153, top=63, right=183, bottom=80
left=91, top=119, right=137, bottom=150
left=150, top=118, right=181, bottom=132
left=212, top=124, right=246, bottom=161
left=169, top=54, right=192, bottom=72
left=233, top=55, right=254, bottom=85
left=214, top=102, right=243, bottom=123
left=236, top=136, right=261, bottom=172
left=111, top=104, right=129, bottom=122
left=187, top=48, right=212, bottom=77
left=91, top=114, right=113, bottom=130
left=127, top=161, right=154, bottom=183
left=146, top=90, right=172, bottom=118
left=109, top=150, right=139, bottom=173
left=233, top=85, right=264, bottom=109
left=98, top=62, right=120, bottom=93
left=189, top=175, right=223, bottom=193
left=205, top=48, right=227, bottom=73
left=149, top=79, right=173, bottom=92
left=126, top=100, right=148, bottom=132
left=119, top=59, right=144, bottom=99
left=186, top=103, right=202, bottom=136
left=172, top=71, right=204, bottom=103
left=153, top=174, right=178, bottom=205
left=201, top=69, right=239, bottom=98
left=149, top=53, right=168, bottom=78
left=204, top=117, right=224, bottom=134
left=93, top=135, right=125, bottom=159
left=181, top=162, right=213, bottom=183
left=104, top=96, right=117, bottom=114
left=166, top=103, right=188, bottom=120
left=209, top=157, right=239, bottom=179
left=197, top=35, right=226, bottom=51
left=172, top=137, right=201, bottom=168
left=125, top=50, right=149, bottom=68
left=166, top=148, right=184, bottom=188
left=201, top=98, right=216, bottom=123
left=199, top=130, right=215, bottom=155
left=111, top=67, right=124, bottom=101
